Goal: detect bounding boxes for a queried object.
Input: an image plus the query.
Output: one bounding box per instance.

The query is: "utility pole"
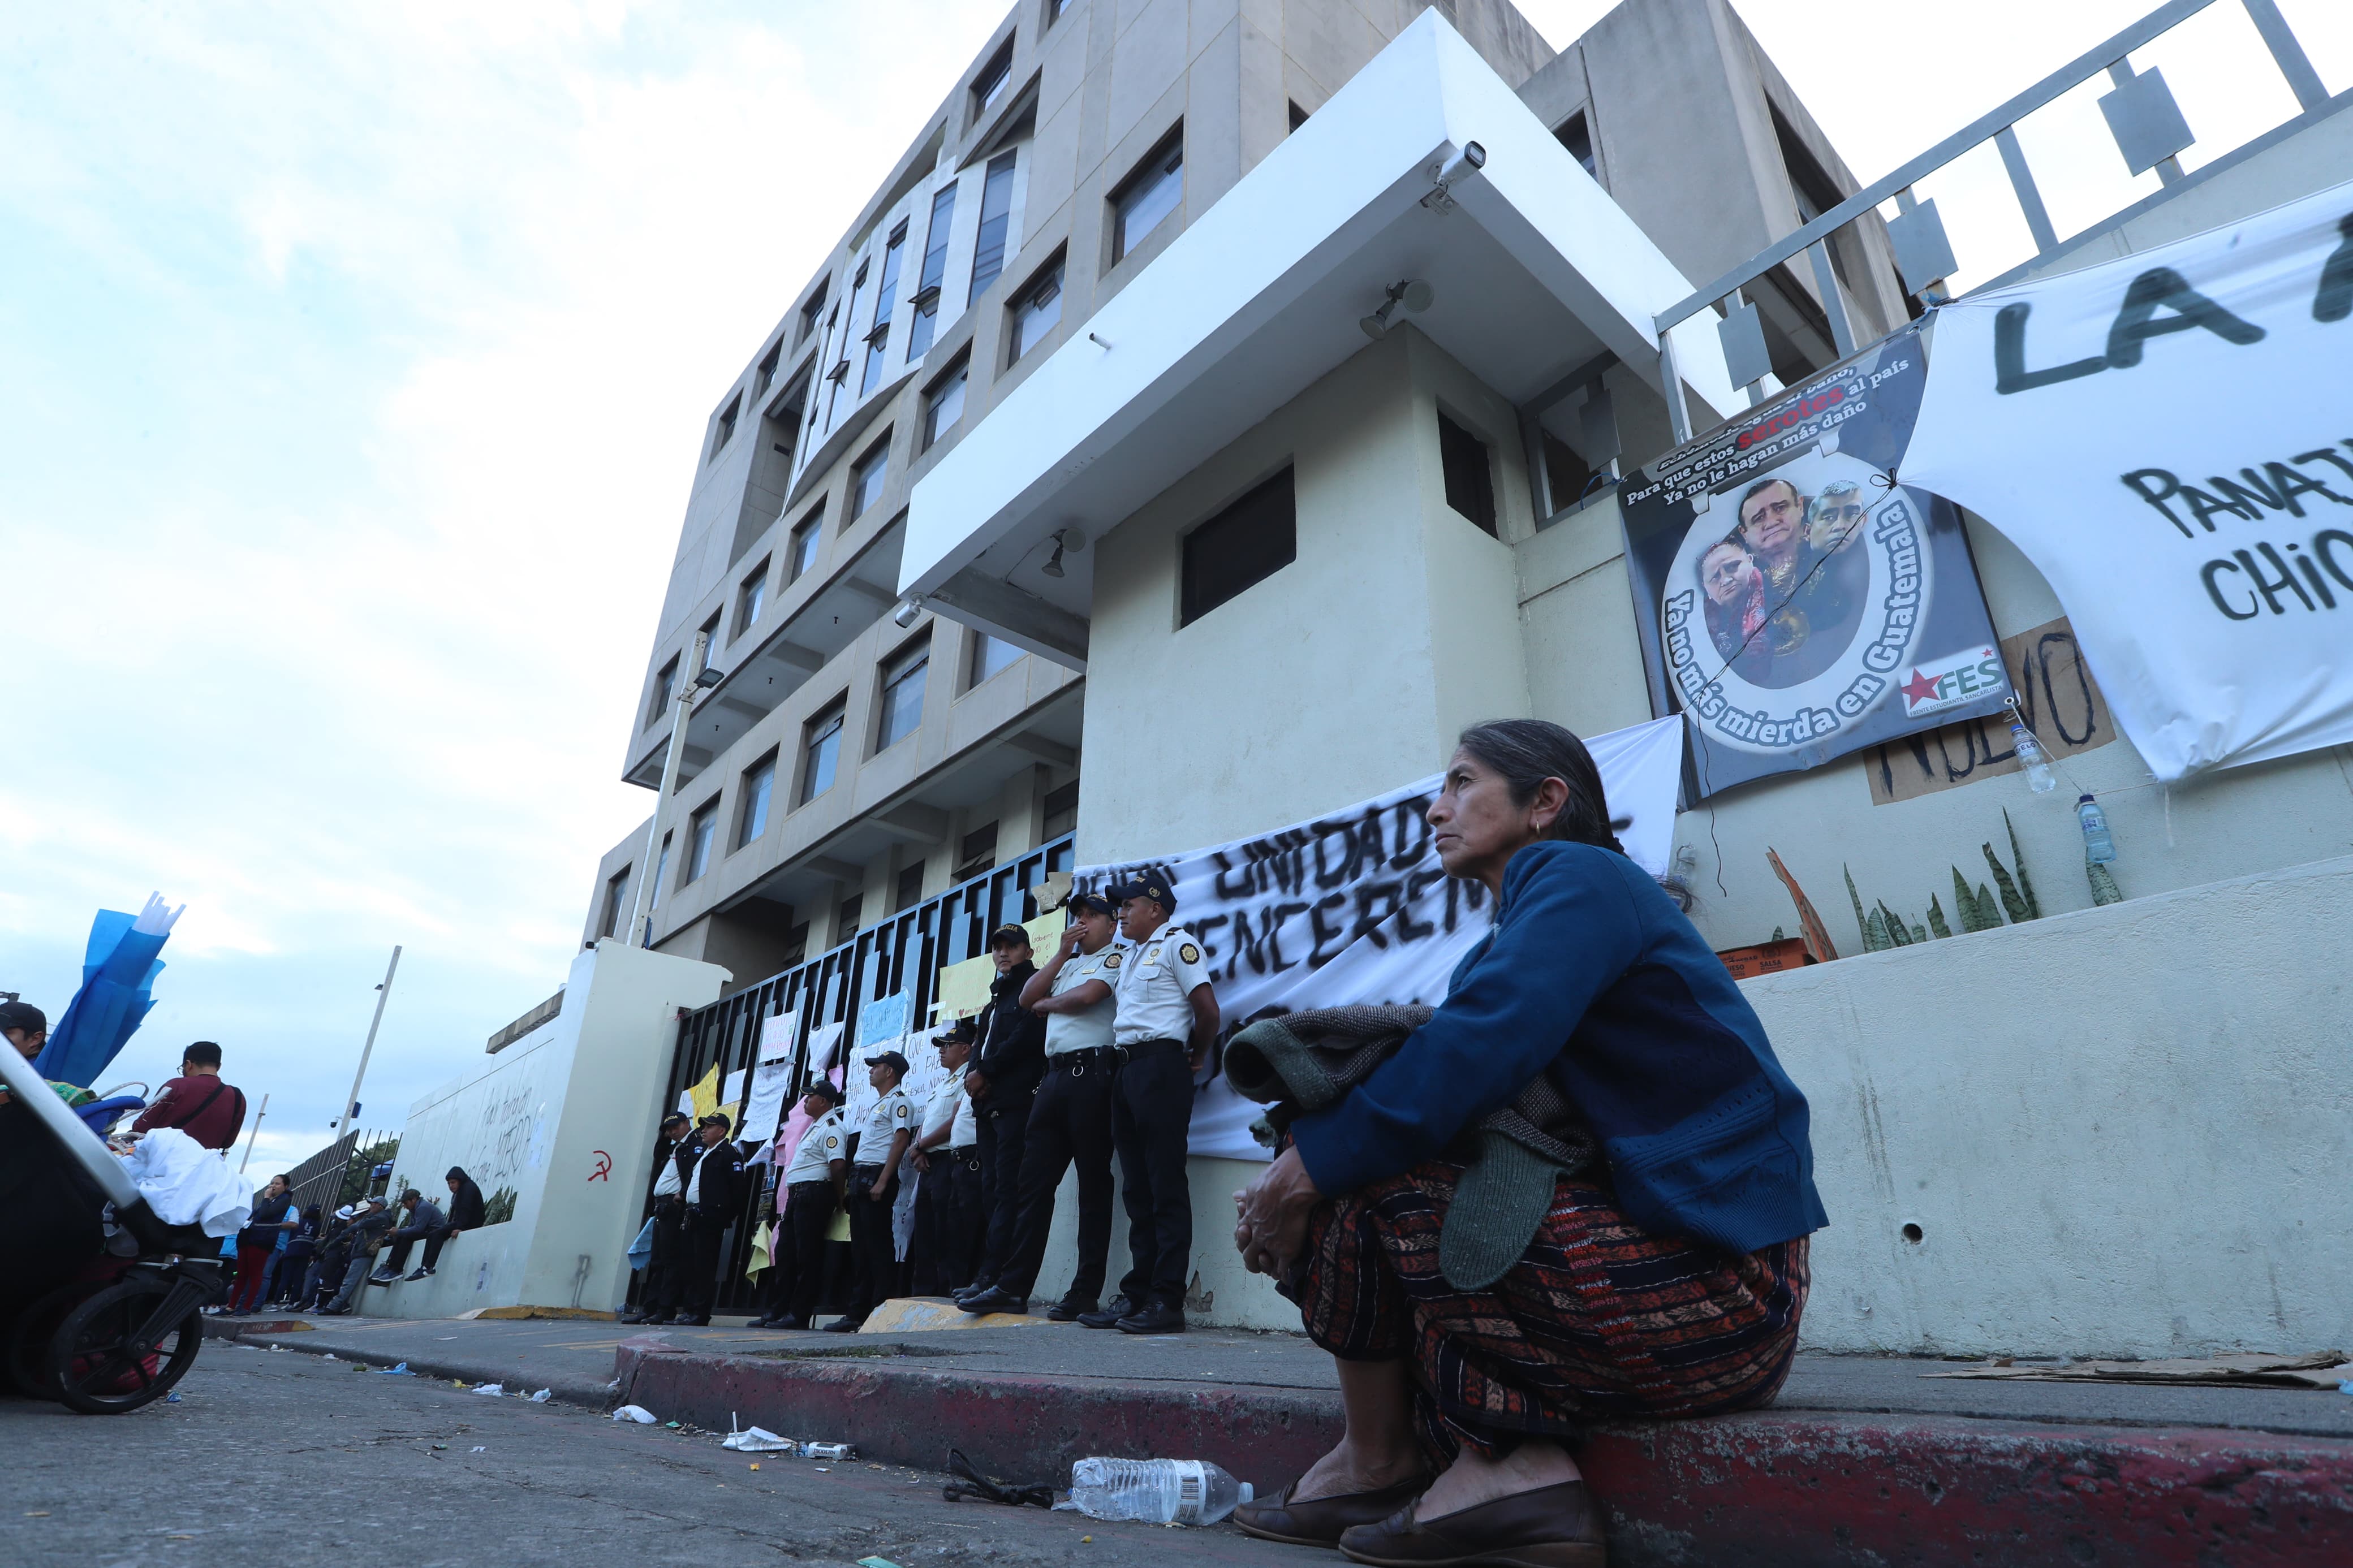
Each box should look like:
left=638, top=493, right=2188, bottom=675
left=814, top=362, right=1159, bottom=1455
left=333, top=946, right=402, bottom=1135
left=239, top=1092, right=270, bottom=1174
left=626, top=630, right=715, bottom=951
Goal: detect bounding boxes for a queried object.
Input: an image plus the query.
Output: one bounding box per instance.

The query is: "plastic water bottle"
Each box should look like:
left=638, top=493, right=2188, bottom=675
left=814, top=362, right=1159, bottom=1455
left=2011, top=724, right=2057, bottom=793
left=2077, top=794, right=2117, bottom=863
left=1068, top=1458, right=1254, bottom=1526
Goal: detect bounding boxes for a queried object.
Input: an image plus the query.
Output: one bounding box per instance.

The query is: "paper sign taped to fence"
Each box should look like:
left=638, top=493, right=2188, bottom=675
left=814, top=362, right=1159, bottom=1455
left=933, top=954, right=995, bottom=1021
left=757, top=1009, right=800, bottom=1063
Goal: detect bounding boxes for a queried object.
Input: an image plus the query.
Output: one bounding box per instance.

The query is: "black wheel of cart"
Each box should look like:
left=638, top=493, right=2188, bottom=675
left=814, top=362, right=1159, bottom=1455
left=3, top=1285, right=87, bottom=1400
left=50, top=1269, right=206, bottom=1414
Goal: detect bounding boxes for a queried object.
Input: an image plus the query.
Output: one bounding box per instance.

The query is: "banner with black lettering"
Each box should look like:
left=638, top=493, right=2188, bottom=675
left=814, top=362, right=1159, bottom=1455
left=1075, top=715, right=1684, bottom=1162
left=1901, top=179, right=2353, bottom=780
left=1618, top=326, right=2011, bottom=797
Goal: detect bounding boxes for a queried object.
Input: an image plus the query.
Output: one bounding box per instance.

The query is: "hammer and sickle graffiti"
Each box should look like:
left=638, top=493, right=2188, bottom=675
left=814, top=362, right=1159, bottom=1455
left=588, top=1150, right=612, bottom=1182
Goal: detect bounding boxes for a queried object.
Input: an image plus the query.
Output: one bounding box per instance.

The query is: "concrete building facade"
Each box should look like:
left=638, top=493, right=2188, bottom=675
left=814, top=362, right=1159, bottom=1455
left=579, top=0, right=2353, bottom=1354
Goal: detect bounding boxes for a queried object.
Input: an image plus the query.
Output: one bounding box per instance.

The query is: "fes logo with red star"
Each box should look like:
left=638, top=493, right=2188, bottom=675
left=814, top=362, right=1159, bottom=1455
left=1899, top=667, right=1945, bottom=709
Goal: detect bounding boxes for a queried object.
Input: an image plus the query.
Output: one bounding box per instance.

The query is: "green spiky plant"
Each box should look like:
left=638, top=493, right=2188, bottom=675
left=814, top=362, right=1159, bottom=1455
left=2087, top=858, right=2123, bottom=906
left=1951, top=866, right=2003, bottom=932
left=1925, top=895, right=1952, bottom=939
left=2003, top=809, right=2041, bottom=919
left=1846, top=865, right=1892, bottom=953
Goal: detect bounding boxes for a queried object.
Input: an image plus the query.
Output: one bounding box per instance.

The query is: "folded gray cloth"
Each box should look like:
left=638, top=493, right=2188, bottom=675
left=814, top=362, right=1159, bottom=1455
left=1226, top=1005, right=1595, bottom=1291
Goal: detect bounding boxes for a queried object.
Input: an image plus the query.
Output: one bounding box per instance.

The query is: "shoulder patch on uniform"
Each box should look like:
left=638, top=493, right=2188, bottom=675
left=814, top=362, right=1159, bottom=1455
left=1179, top=943, right=1201, bottom=965
left=1104, top=951, right=1123, bottom=968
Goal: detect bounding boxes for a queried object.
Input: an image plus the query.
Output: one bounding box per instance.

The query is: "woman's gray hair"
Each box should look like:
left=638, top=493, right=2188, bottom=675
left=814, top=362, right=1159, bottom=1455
left=1454, top=720, right=1630, bottom=856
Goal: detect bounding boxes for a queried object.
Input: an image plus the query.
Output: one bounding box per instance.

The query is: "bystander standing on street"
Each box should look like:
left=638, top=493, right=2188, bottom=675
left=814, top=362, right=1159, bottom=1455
left=225, top=1174, right=298, bottom=1315
left=267, top=1204, right=322, bottom=1307
left=1090, top=876, right=1217, bottom=1334
left=675, top=1112, right=744, bottom=1326
left=826, top=1051, right=915, bottom=1331
left=961, top=926, right=1044, bottom=1300
left=962, top=893, right=1123, bottom=1319
left=129, top=1040, right=247, bottom=1150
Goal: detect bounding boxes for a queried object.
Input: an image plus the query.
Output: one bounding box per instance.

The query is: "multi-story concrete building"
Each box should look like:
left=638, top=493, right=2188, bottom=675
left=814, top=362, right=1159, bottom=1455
left=584, top=0, right=1910, bottom=974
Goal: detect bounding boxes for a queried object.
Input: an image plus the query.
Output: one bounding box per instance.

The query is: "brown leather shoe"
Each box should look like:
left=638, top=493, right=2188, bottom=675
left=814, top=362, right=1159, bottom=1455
left=1233, top=1475, right=1432, bottom=1549
left=1337, top=1480, right=1605, bottom=1567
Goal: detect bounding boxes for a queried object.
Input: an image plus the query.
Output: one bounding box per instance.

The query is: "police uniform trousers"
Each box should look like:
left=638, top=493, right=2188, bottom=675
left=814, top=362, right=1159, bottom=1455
left=1111, top=1039, right=1196, bottom=1308
left=843, top=1163, right=900, bottom=1321
left=644, top=1196, right=687, bottom=1313
left=911, top=1149, right=982, bottom=1297
left=994, top=1051, right=1118, bottom=1304
left=972, top=1090, right=1034, bottom=1289
left=680, top=1202, right=732, bottom=1319
left=776, top=1180, right=837, bottom=1325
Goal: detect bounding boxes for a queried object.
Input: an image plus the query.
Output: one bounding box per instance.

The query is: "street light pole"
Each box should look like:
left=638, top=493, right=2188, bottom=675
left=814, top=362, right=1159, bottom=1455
left=333, top=945, right=402, bottom=1134
left=239, top=1092, right=270, bottom=1174
left=626, top=630, right=714, bottom=951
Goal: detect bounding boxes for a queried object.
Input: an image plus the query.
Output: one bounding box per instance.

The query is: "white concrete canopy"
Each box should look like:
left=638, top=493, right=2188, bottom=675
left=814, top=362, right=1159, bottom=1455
left=900, top=12, right=1736, bottom=667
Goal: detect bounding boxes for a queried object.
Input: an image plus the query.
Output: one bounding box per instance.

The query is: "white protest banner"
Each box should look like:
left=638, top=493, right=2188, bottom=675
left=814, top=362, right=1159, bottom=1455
left=1902, top=179, right=2353, bottom=780
left=740, top=1060, right=795, bottom=1147
left=1076, top=715, right=1685, bottom=1161
left=757, top=1009, right=800, bottom=1063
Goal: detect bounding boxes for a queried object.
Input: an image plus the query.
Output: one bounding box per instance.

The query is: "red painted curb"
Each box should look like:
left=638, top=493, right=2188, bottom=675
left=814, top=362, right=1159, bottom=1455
left=619, top=1345, right=2353, bottom=1566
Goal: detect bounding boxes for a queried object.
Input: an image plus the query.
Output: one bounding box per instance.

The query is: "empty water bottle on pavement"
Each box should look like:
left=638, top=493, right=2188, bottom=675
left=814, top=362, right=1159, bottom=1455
left=2011, top=724, right=2057, bottom=793
left=1068, top=1458, right=1253, bottom=1526
left=2077, top=794, right=2117, bottom=863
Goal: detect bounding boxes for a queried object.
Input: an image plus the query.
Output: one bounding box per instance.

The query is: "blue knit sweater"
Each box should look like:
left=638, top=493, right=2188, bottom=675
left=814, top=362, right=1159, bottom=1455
left=1290, top=840, right=1828, bottom=1256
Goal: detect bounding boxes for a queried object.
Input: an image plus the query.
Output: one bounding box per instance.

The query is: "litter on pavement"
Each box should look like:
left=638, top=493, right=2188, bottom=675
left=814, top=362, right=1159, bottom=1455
left=471, top=1383, right=506, bottom=1397
left=722, top=1426, right=796, bottom=1453
left=530, top=1389, right=552, bottom=1402
left=612, top=1405, right=658, bottom=1424
left=374, top=1362, right=415, bottom=1376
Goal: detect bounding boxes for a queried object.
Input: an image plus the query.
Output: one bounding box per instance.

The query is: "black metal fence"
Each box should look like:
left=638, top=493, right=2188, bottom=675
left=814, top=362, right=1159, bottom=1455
left=634, top=833, right=1077, bottom=1313
left=274, top=1129, right=397, bottom=1220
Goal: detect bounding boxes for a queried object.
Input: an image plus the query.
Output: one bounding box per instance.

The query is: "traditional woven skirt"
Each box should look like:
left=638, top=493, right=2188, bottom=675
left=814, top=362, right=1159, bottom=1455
left=1281, top=1159, right=1808, bottom=1459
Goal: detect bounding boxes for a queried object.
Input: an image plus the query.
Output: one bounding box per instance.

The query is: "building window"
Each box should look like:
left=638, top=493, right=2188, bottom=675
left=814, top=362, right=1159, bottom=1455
left=1045, top=0, right=1071, bottom=27
left=787, top=507, right=824, bottom=583
left=1180, top=467, right=1296, bottom=625
left=782, top=921, right=810, bottom=966
left=735, top=559, right=770, bottom=641
left=685, top=801, right=718, bottom=884
left=968, top=150, right=1018, bottom=303
left=646, top=657, right=678, bottom=729
left=1288, top=100, right=1310, bottom=133
left=894, top=861, right=925, bottom=913
left=1437, top=412, right=1498, bottom=537
left=754, top=340, right=782, bottom=397
left=968, top=630, right=1020, bottom=688
left=1042, top=779, right=1079, bottom=839
left=600, top=867, right=631, bottom=939
left=953, top=822, right=998, bottom=883
left=850, top=434, right=890, bottom=519
left=647, top=835, right=671, bottom=934
left=860, top=222, right=908, bottom=395
left=921, top=353, right=969, bottom=451
left=798, top=278, right=829, bottom=347
left=971, top=36, right=1014, bottom=123
left=1554, top=111, right=1596, bottom=178
left=1006, top=253, right=1064, bottom=364
left=800, top=703, right=845, bottom=804
left=736, top=752, right=777, bottom=849
left=709, top=394, right=740, bottom=460
left=904, top=183, right=959, bottom=362
left=697, top=612, right=721, bottom=671
left=836, top=892, right=864, bottom=943
left=875, top=638, right=930, bottom=752
left=1110, top=128, right=1184, bottom=264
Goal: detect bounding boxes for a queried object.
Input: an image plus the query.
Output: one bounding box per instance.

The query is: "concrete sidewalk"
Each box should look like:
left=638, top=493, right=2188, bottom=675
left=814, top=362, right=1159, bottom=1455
left=215, top=1310, right=2353, bottom=1565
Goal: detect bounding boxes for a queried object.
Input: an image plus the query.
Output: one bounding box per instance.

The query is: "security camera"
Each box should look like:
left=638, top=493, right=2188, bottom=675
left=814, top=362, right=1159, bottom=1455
left=891, top=594, right=925, bottom=629
left=1422, top=141, right=1487, bottom=211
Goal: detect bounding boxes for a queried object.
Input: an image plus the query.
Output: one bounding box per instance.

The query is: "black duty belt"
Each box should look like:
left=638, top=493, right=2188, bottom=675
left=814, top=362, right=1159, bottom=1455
left=1048, top=1047, right=1118, bottom=1075
left=1118, top=1037, right=1186, bottom=1060
left=787, top=1180, right=831, bottom=1194
left=851, top=1163, right=888, bottom=1179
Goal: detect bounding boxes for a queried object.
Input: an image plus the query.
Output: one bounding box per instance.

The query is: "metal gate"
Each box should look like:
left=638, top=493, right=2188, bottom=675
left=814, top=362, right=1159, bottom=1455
left=636, top=833, right=1076, bottom=1313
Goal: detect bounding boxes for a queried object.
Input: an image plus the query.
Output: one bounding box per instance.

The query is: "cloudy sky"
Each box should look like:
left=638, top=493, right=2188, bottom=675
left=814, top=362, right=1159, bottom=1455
left=5, top=0, right=2343, bottom=1172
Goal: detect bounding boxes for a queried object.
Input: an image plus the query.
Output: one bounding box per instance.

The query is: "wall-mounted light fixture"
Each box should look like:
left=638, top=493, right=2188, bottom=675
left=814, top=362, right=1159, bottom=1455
left=1040, top=526, right=1089, bottom=579
left=1360, top=279, right=1436, bottom=340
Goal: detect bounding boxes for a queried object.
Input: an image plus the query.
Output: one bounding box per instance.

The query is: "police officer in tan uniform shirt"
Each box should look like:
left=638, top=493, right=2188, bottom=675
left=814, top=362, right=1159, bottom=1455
left=1093, top=875, right=1218, bottom=1334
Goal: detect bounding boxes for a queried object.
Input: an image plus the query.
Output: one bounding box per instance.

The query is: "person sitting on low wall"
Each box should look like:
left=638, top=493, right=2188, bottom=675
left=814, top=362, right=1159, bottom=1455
left=1229, top=720, right=1825, bottom=1565
left=369, top=1189, right=449, bottom=1285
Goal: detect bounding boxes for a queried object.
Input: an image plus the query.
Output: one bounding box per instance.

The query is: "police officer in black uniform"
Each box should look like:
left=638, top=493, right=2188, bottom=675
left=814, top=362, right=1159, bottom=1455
left=955, top=925, right=1045, bottom=1302
left=676, top=1112, right=744, bottom=1327
left=623, top=1111, right=698, bottom=1325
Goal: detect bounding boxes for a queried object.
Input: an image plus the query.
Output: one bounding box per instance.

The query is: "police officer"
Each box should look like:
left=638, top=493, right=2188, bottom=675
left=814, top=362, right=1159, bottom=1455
left=1085, top=876, right=1218, bottom=1335
left=909, top=1024, right=981, bottom=1295
left=825, top=1051, right=916, bottom=1332
left=959, top=892, right=1124, bottom=1319
left=676, top=1112, right=744, bottom=1327
left=959, top=925, right=1045, bottom=1301
left=751, top=1081, right=848, bottom=1329
left=623, top=1111, right=699, bottom=1325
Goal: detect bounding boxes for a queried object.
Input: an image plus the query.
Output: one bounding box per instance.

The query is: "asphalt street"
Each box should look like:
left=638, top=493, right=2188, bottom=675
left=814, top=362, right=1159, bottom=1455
left=1, top=1342, right=1325, bottom=1567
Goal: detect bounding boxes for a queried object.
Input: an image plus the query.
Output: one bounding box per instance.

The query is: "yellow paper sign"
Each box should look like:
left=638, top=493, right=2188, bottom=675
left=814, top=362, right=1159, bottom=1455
left=933, top=954, right=996, bottom=1021
left=688, top=1063, right=721, bottom=1125
left=1024, top=910, right=1065, bottom=956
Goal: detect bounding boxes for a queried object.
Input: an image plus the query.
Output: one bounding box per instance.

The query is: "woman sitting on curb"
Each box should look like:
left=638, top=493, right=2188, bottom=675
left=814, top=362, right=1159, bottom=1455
left=1230, top=719, right=1825, bottom=1567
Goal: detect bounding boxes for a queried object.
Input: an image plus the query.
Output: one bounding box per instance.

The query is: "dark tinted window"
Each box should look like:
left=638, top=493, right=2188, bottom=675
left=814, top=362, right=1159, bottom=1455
left=1180, top=468, right=1295, bottom=626
left=1438, top=413, right=1496, bottom=536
